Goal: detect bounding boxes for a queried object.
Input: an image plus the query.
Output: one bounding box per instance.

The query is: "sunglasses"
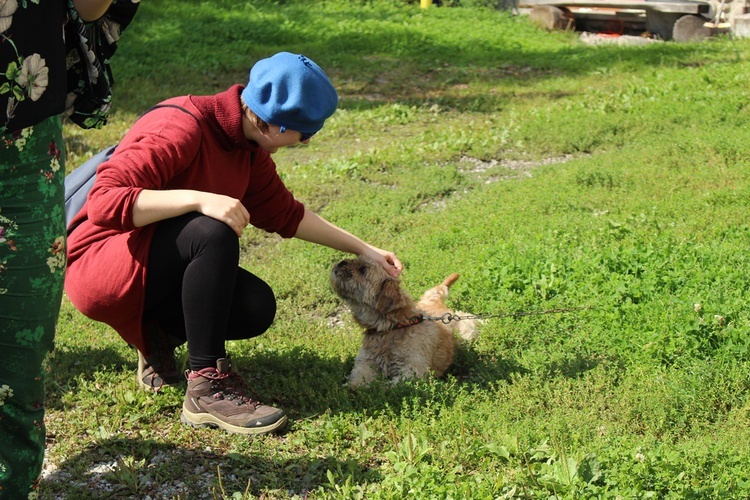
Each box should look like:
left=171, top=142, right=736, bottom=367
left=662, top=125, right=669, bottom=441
left=280, top=125, right=315, bottom=142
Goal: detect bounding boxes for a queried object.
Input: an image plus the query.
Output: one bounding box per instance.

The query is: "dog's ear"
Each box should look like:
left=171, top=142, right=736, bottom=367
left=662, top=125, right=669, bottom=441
left=375, top=278, right=407, bottom=313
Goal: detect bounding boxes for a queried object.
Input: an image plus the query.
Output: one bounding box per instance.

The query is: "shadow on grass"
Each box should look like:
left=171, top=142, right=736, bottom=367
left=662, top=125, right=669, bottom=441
left=541, top=351, right=611, bottom=379
left=235, top=343, right=530, bottom=421
left=44, top=334, right=607, bottom=424
left=45, top=344, right=136, bottom=410
left=39, top=436, right=372, bottom=498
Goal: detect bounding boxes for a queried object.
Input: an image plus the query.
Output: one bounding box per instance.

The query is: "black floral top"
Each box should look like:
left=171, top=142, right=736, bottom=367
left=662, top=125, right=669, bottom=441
left=0, top=0, right=68, bottom=133
left=0, top=0, right=138, bottom=134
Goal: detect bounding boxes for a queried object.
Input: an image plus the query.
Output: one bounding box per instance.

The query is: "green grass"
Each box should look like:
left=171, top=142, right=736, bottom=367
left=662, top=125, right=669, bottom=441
left=46, top=0, right=750, bottom=497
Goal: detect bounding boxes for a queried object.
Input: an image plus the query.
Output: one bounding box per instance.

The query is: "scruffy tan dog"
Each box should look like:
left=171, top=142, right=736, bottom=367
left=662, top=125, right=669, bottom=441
left=330, top=256, right=477, bottom=387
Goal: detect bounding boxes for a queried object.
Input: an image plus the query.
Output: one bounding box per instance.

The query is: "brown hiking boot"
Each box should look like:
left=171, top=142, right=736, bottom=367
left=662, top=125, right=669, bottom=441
left=136, top=324, right=182, bottom=392
left=181, top=358, right=287, bottom=435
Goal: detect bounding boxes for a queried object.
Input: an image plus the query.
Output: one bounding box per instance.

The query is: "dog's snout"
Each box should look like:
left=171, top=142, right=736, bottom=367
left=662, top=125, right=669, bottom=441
left=332, top=260, right=353, bottom=280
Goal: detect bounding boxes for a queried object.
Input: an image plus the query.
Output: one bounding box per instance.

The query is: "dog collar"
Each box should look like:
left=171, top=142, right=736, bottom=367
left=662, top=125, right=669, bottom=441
left=394, top=315, right=425, bottom=330
left=365, top=315, right=425, bottom=335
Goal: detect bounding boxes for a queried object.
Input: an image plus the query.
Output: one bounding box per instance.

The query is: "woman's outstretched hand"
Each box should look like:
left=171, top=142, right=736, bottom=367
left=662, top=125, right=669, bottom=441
left=362, top=247, right=402, bottom=278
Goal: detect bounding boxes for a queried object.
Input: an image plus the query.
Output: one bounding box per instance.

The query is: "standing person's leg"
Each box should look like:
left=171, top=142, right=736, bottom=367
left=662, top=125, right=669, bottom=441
left=0, top=117, right=66, bottom=496
left=144, top=213, right=286, bottom=434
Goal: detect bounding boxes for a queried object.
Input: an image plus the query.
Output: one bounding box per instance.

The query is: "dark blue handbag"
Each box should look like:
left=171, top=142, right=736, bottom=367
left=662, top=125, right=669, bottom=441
left=64, top=144, right=117, bottom=231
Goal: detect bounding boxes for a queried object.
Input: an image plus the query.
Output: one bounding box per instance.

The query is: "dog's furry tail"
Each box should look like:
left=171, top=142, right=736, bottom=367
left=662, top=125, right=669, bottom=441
left=441, top=273, right=460, bottom=288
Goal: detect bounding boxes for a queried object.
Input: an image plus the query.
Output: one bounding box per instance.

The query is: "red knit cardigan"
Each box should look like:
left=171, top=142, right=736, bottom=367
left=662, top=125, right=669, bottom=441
left=65, top=85, right=305, bottom=353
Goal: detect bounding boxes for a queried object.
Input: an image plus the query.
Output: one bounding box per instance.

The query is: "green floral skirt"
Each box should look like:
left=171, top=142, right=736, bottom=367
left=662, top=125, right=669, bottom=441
left=0, top=116, right=66, bottom=497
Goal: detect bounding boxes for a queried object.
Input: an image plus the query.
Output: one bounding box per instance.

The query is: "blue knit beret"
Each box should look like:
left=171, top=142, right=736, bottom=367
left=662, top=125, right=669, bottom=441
left=242, top=52, right=339, bottom=135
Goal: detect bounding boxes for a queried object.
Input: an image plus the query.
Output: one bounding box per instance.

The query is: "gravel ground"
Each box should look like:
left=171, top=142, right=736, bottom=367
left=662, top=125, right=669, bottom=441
left=40, top=449, right=219, bottom=498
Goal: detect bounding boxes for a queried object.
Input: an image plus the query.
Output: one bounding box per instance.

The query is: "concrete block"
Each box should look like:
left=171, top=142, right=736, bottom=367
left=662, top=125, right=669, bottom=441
left=733, top=13, right=750, bottom=38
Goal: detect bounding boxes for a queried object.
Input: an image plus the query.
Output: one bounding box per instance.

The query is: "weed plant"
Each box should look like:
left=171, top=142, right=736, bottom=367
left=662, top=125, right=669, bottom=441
left=47, top=0, right=750, bottom=497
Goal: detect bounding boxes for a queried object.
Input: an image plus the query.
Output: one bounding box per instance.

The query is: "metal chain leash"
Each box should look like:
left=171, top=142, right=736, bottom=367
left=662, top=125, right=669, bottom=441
left=421, top=306, right=594, bottom=324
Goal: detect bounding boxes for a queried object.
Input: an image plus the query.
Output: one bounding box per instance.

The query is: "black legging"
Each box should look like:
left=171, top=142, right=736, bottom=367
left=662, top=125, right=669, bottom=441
left=143, top=212, right=276, bottom=370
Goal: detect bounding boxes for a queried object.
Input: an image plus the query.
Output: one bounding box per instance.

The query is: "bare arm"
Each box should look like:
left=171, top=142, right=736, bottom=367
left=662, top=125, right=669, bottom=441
left=135, top=194, right=401, bottom=274
left=294, top=208, right=402, bottom=277
left=72, top=0, right=113, bottom=22
left=132, top=189, right=250, bottom=237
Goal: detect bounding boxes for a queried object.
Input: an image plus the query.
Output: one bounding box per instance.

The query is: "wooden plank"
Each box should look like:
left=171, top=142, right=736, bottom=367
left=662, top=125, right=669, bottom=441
left=518, top=0, right=706, bottom=14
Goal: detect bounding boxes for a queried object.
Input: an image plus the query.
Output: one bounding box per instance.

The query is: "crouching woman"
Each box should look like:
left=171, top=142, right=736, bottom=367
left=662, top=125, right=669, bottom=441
left=64, top=52, right=402, bottom=435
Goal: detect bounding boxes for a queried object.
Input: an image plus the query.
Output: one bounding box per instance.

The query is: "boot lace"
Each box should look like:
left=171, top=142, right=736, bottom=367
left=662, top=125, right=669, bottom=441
left=203, top=370, right=259, bottom=408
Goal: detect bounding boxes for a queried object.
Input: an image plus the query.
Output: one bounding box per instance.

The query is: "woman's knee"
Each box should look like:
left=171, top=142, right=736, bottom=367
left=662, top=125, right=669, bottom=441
left=227, top=274, right=276, bottom=339
left=178, top=214, right=239, bottom=260
left=252, top=280, right=277, bottom=332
